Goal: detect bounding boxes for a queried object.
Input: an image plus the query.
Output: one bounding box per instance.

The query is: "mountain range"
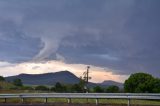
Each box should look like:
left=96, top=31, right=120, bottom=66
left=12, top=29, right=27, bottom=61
left=5, top=71, right=123, bottom=88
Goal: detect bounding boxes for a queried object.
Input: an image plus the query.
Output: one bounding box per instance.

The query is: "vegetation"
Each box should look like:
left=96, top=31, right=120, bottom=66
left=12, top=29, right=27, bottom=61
left=70, top=78, right=85, bottom=93
left=0, top=72, right=159, bottom=94
left=0, top=73, right=160, bottom=105
left=105, top=85, right=119, bottom=93
left=13, top=78, right=23, bottom=87
left=0, top=76, right=5, bottom=81
left=152, top=78, right=160, bottom=92
left=51, top=81, right=84, bottom=93
left=21, top=86, right=34, bottom=90
left=124, top=72, right=160, bottom=93
left=0, top=81, right=15, bottom=90
left=35, top=85, right=49, bottom=91
left=93, top=86, right=104, bottom=93
left=0, top=98, right=160, bottom=105
left=71, top=84, right=83, bottom=93
left=53, top=82, right=66, bottom=92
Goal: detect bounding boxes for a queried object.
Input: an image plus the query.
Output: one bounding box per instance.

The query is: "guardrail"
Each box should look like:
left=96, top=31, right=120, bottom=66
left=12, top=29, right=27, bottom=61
left=0, top=93, right=160, bottom=106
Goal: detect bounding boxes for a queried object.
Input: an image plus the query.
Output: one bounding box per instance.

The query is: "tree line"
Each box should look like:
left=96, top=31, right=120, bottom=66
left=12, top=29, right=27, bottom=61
left=0, top=76, right=120, bottom=93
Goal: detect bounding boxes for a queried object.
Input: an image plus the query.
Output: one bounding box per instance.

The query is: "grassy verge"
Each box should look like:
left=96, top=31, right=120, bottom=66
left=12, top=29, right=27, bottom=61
left=0, top=90, right=159, bottom=105
left=0, top=98, right=160, bottom=105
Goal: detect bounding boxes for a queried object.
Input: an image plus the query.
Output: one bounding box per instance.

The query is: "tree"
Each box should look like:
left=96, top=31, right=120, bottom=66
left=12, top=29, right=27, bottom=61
left=152, top=78, right=160, bottom=93
left=35, top=85, right=49, bottom=91
left=78, top=77, right=86, bottom=93
left=93, top=86, right=104, bottom=93
left=0, top=76, right=5, bottom=81
left=124, top=73, right=155, bottom=93
left=106, top=85, right=119, bottom=93
left=13, top=78, right=23, bottom=87
left=71, top=84, right=83, bottom=93
left=50, top=86, right=55, bottom=91
left=54, top=82, right=66, bottom=92
left=22, top=86, right=34, bottom=90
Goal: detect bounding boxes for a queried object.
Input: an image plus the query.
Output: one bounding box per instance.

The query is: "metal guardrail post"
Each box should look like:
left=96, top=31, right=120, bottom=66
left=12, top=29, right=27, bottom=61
left=67, top=98, right=71, bottom=103
left=86, top=98, right=89, bottom=103
left=128, top=98, right=130, bottom=106
left=96, top=98, right=99, bottom=105
left=4, top=98, right=6, bottom=103
left=44, top=98, right=48, bottom=103
left=19, top=95, right=24, bottom=103
left=21, top=98, right=24, bottom=103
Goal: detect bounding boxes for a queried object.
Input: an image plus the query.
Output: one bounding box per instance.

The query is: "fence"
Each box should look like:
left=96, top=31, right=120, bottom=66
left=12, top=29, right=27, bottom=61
left=0, top=93, right=160, bottom=106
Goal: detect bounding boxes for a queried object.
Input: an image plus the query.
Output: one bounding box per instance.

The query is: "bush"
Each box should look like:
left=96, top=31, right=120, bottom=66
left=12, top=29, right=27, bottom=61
left=0, top=76, right=5, bottom=81
left=35, top=85, right=49, bottom=91
left=54, top=82, right=66, bottom=92
left=9, top=86, right=19, bottom=90
left=71, top=84, right=83, bottom=93
left=13, top=78, right=23, bottom=87
left=50, top=86, right=55, bottom=91
left=106, top=85, right=119, bottom=93
left=22, top=86, right=34, bottom=90
left=93, top=86, right=104, bottom=93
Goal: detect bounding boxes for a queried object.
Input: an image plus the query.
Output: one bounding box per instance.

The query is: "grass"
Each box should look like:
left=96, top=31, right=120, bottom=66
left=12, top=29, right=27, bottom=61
left=0, top=89, right=160, bottom=105
left=0, top=98, right=160, bottom=105
left=0, top=81, right=15, bottom=90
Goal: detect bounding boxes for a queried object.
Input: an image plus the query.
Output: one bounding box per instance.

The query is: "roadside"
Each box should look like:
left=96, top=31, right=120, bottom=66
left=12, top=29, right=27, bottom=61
left=0, top=103, right=159, bottom=106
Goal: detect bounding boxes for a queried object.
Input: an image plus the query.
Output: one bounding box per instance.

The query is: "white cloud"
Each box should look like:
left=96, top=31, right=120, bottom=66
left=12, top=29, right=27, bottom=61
left=22, top=22, right=77, bottom=61
left=0, top=61, right=15, bottom=67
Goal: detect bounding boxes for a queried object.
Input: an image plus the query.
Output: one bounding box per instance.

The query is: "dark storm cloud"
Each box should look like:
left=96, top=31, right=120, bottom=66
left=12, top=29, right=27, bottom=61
left=0, top=0, right=160, bottom=76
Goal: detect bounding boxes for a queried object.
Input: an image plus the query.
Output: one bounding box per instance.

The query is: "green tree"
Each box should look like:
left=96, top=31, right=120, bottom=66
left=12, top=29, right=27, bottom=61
left=35, top=85, right=49, bottom=91
left=78, top=77, right=86, bottom=92
left=54, top=82, right=66, bottom=92
left=93, top=86, right=104, bottom=93
left=71, top=84, right=83, bottom=93
left=124, top=73, right=154, bottom=93
left=106, top=85, right=119, bottom=93
left=152, top=78, right=160, bottom=93
left=0, top=76, right=5, bottom=81
left=50, top=86, right=55, bottom=91
left=22, top=86, right=34, bottom=90
left=13, top=78, right=23, bottom=87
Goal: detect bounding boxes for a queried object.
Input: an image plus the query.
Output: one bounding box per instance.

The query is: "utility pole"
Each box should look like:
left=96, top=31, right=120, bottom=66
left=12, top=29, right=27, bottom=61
left=83, top=66, right=91, bottom=93
left=86, top=66, right=90, bottom=83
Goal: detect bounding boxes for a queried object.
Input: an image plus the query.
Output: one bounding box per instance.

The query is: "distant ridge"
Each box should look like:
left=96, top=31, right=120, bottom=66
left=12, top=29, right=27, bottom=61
left=100, top=80, right=123, bottom=88
left=5, top=71, right=123, bottom=87
left=5, top=71, right=80, bottom=85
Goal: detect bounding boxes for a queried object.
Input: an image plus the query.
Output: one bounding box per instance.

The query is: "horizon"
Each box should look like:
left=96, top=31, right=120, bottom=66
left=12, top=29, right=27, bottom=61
left=5, top=70, right=158, bottom=84
left=2, top=61, right=128, bottom=83
left=0, top=0, right=160, bottom=83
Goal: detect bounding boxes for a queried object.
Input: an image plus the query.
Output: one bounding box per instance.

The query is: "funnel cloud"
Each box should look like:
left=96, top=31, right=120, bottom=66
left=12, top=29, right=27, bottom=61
left=0, top=0, right=160, bottom=78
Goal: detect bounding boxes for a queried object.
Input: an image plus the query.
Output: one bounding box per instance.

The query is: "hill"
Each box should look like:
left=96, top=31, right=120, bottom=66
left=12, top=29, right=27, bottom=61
left=99, top=80, right=123, bottom=88
left=5, top=71, right=80, bottom=85
left=5, top=71, right=123, bottom=88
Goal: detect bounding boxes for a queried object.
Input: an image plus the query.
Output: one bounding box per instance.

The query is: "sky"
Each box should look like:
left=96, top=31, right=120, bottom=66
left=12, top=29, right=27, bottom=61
left=0, top=0, right=160, bottom=83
